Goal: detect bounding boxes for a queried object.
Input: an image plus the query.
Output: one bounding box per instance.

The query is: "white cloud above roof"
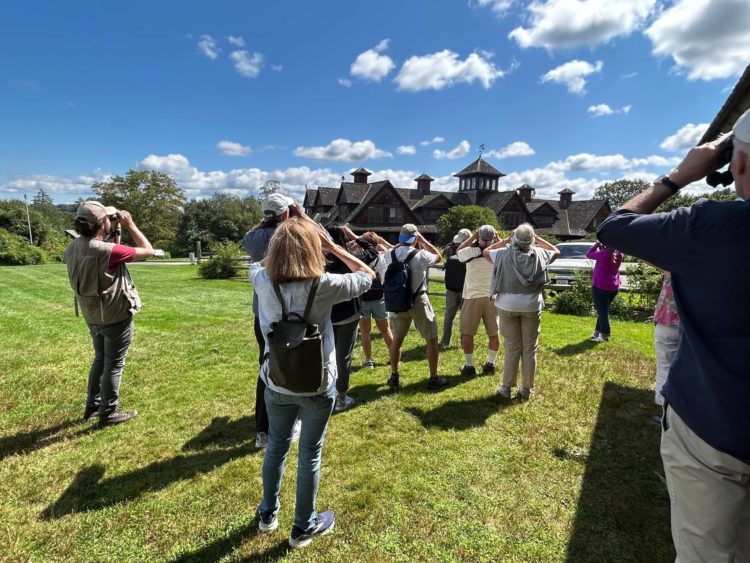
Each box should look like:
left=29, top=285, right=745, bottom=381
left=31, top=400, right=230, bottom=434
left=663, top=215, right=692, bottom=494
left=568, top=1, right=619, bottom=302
left=540, top=59, right=603, bottom=94
left=587, top=103, right=631, bottom=117
left=433, top=140, right=471, bottom=160
left=420, top=136, right=445, bottom=146
left=197, top=35, right=220, bottom=60
left=645, top=0, right=750, bottom=81
left=230, top=50, right=263, bottom=78
left=659, top=122, right=710, bottom=151
left=293, top=139, right=393, bottom=162
left=395, top=50, right=505, bottom=92
left=350, top=39, right=396, bottom=82
left=509, top=0, right=656, bottom=50
left=397, top=145, right=417, bottom=155
left=484, top=141, right=536, bottom=158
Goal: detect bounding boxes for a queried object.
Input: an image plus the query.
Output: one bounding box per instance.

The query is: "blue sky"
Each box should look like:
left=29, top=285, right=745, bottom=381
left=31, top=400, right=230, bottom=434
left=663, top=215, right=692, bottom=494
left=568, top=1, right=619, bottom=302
left=1, top=0, right=749, bottom=204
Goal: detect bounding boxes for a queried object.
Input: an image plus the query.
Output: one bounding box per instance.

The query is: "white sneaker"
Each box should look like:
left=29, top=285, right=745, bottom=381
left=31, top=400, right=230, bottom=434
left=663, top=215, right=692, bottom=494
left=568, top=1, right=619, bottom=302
left=496, top=385, right=512, bottom=400
left=291, top=419, right=302, bottom=443
left=255, top=432, right=268, bottom=449
left=335, top=394, right=355, bottom=412
left=592, top=334, right=607, bottom=343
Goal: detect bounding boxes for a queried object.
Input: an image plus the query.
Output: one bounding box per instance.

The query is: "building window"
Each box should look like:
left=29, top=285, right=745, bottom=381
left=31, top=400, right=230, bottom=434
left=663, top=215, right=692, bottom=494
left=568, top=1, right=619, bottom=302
left=389, top=207, right=403, bottom=221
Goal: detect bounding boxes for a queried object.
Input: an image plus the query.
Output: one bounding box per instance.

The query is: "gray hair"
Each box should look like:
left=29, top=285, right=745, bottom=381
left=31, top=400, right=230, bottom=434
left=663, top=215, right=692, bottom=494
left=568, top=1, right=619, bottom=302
left=512, top=223, right=536, bottom=251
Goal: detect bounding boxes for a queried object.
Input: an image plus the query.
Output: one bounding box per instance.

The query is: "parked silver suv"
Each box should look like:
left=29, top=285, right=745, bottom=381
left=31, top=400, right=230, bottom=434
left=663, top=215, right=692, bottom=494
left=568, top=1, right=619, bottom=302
left=548, top=241, right=634, bottom=289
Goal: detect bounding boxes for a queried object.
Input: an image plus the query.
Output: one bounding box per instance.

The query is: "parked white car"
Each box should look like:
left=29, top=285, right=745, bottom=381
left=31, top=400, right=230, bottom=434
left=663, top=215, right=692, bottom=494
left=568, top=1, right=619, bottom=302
left=547, top=241, right=634, bottom=289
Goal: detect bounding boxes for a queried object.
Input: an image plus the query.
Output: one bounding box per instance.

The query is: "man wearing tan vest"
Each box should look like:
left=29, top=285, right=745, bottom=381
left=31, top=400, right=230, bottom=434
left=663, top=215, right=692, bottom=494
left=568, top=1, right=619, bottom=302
left=64, top=201, right=153, bottom=425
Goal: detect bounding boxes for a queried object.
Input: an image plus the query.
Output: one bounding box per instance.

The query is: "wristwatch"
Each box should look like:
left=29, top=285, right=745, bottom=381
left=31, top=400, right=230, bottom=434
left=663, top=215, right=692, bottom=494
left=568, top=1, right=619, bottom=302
left=654, top=175, right=681, bottom=193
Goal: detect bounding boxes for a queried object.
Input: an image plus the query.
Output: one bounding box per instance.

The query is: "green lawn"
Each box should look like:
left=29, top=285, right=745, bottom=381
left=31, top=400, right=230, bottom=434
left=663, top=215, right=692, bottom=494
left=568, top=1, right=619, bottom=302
left=0, top=264, right=673, bottom=562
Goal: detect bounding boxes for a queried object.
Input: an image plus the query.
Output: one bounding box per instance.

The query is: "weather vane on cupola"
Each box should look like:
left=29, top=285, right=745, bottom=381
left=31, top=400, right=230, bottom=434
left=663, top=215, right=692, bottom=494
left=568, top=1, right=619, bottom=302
left=479, top=144, right=485, bottom=158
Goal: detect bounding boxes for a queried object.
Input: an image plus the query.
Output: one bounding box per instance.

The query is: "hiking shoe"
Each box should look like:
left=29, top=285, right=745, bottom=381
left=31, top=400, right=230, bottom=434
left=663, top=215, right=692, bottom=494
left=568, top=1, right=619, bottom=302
left=496, top=385, right=512, bottom=400
left=590, top=331, right=600, bottom=341
left=427, top=376, right=449, bottom=390
left=387, top=373, right=400, bottom=389
left=289, top=510, right=335, bottom=549
left=516, top=387, right=532, bottom=401
left=482, top=362, right=496, bottom=376
left=255, top=432, right=269, bottom=449
left=99, top=409, right=138, bottom=426
left=363, top=360, right=376, bottom=368
left=257, top=509, right=278, bottom=534
left=83, top=405, right=99, bottom=422
left=291, top=419, right=302, bottom=443
left=460, top=365, right=477, bottom=377
left=335, top=394, right=355, bottom=412
left=591, top=334, right=607, bottom=343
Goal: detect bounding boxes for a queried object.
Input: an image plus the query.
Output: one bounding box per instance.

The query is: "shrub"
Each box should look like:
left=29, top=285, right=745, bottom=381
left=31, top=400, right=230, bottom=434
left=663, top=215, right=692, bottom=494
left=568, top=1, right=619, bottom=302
left=549, top=270, right=594, bottom=316
left=0, top=229, right=48, bottom=265
left=198, top=241, right=244, bottom=279
left=625, top=262, right=662, bottom=311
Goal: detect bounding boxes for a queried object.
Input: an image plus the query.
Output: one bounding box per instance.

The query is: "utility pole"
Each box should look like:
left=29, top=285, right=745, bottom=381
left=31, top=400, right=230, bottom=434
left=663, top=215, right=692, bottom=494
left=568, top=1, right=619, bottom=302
left=23, top=194, right=33, bottom=244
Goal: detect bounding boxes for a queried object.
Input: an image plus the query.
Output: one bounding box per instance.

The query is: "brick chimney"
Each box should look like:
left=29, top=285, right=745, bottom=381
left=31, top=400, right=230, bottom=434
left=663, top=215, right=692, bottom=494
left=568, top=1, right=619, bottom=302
left=559, top=188, right=574, bottom=210
left=414, top=174, right=433, bottom=198
left=351, top=167, right=371, bottom=184
left=517, top=184, right=534, bottom=203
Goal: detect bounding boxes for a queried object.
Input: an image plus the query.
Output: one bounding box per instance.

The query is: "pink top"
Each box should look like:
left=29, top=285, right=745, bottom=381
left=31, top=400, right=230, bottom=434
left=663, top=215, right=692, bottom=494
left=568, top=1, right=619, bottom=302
left=586, top=242, right=622, bottom=292
left=654, top=277, right=680, bottom=326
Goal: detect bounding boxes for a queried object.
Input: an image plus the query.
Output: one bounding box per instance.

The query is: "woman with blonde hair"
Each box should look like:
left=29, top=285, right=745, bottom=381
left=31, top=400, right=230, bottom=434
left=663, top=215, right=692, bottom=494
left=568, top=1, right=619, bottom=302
left=484, top=223, right=559, bottom=400
left=249, top=212, right=374, bottom=549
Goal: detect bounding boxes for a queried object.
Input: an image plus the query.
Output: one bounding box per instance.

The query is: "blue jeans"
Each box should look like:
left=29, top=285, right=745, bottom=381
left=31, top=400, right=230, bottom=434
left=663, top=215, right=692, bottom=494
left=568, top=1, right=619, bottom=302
left=333, top=319, right=359, bottom=394
left=86, top=317, right=134, bottom=416
left=592, top=287, right=617, bottom=336
left=259, top=384, right=336, bottom=530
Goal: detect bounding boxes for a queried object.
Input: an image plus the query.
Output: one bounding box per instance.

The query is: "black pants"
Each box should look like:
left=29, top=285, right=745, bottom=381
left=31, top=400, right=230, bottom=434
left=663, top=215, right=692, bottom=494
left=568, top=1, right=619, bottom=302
left=254, top=315, right=269, bottom=434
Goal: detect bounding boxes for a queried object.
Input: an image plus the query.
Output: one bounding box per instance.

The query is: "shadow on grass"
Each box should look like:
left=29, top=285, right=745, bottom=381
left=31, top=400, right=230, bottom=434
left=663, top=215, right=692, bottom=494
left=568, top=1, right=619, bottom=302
left=340, top=373, right=470, bottom=415
left=565, top=382, right=674, bottom=562
left=168, top=522, right=291, bottom=562
left=0, top=420, right=100, bottom=462
left=405, top=394, right=514, bottom=430
left=40, top=445, right=253, bottom=520
left=554, top=339, right=598, bottom=356
left=181, top=416, right=254, bottom=451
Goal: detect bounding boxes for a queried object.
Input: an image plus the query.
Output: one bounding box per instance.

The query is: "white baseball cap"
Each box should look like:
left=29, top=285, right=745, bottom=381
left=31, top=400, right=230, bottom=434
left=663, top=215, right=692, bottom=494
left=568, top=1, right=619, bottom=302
left=262, top=193, right=294, bottom=217
left=733, top=108, right=750, bottom=144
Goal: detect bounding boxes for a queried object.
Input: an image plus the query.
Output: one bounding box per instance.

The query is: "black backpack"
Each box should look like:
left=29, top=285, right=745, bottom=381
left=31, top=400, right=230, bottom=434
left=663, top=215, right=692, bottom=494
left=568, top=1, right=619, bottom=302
left=326, top=253, right=362, bottom=323
left=266, top=278, right=324, bottom=393
left=361, top=247, right=384, bottom=302
left=383, top=248, right=420, bottom=312
left=443, top=255, right=467, bottom=293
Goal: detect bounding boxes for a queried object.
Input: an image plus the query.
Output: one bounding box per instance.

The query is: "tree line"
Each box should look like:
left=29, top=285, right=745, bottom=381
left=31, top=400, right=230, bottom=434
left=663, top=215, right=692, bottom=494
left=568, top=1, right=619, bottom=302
left=0, top=174, right=738, bottom=266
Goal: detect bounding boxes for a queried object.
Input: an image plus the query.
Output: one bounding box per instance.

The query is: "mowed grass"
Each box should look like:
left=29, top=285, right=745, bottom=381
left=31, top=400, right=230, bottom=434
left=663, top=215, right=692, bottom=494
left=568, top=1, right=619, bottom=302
left=0, top=264, right=673, bottom=562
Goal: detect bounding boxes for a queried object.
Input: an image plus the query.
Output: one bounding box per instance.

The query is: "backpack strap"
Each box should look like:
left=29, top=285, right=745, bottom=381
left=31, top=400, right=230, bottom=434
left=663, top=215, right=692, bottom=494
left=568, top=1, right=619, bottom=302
left=272, top=283, right=287, bottom=319
left=405, top=248, right=419, bottom=264
left=302, top=277, right=320, bottom=320
left=403, top=248, right=424, bottom=295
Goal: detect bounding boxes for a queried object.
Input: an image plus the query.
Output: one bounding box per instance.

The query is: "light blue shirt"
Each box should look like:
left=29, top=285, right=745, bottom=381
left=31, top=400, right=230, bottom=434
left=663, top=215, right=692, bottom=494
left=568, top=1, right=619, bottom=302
left=248, top=263, right=371, bottom=395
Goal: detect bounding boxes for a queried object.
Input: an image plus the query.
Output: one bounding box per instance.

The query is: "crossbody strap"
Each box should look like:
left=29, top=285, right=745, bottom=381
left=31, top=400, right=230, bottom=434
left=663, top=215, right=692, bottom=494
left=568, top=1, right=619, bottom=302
left=272, top=283, right=287, bottom=319
left=302, top=277, right=320, bottom=320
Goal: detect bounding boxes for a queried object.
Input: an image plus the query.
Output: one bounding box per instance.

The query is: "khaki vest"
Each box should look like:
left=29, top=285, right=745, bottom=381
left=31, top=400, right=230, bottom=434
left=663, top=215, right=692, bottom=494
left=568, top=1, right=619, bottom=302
left=64, top=237, right=142, bottom=325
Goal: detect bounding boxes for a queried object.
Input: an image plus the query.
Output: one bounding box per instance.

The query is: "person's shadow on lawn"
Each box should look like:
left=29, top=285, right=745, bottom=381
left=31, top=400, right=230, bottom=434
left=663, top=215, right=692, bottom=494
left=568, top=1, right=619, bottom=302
left=405, top=394, right=516, bottom=431
left=554, top=339, right=598, bottom=356
left=181, top=415, right=254, bottom=451
left=0, top=420, right=100, bottom=462
left=168, top=522, right=290, bottom=562
left=39, top=443, right=253, bottom=520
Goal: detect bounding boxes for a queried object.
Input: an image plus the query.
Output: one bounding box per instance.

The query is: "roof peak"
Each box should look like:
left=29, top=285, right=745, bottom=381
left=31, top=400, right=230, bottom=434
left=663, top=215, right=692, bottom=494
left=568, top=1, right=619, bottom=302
left=453, top=156, right=504, bottom=178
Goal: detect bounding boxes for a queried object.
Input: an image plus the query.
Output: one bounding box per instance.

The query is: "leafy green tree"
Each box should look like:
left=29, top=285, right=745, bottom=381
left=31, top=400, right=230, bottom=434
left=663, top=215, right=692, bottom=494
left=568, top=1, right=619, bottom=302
left=657, top=187, right=736, bottom=212
left=173, top=193, right=262, bottom=255
left=92, top=170, right=185, bottom=249
left=435, top=205, right=500, bottom=246
left=593, top=179, right=650, bottom=209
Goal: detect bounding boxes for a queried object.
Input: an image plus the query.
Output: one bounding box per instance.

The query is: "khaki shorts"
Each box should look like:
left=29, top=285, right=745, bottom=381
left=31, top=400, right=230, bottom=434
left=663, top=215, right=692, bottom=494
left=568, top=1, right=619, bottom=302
left=460, top=297, right=499, bottom=337
left=389, top=293, right=438, bottom=340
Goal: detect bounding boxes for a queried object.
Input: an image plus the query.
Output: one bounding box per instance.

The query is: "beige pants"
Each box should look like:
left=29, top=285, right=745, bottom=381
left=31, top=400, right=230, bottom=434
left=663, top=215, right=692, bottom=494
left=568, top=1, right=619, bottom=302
left=497, top=309, right=541, bottom=389
left=654, top=323, right=679, bottom=406
left=661, top=406, right=750, bottom=562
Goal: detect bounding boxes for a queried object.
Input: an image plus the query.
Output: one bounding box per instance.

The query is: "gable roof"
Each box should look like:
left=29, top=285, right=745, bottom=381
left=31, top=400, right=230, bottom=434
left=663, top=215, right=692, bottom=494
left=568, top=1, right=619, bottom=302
left=477, top=190, right=519, bottom=213
left=700, top=63, right=750, bottom=144
left=454, top=157, right=505, bottom=177
left=342, top=180, right=417, bottom=224
left=314, top=187, right=340, bottom=207
left=527, top=201, right=556, bottom=214
left=410, top=193, right=453, bottom=210
left=336, top=182, right=371, bottom=205
left=414, top=173, right=434, bottom=181
left=532, top=199, right=610, bottom=237
left=303, top=188, right=317, bottom=208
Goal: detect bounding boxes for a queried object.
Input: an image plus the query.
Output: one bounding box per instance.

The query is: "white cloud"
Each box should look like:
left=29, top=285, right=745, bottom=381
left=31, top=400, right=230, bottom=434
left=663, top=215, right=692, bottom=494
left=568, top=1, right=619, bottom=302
left=420, top=136, right=445, bottom=146
left=395, top=50, right=505, bottom=92
left=548, top=152, right=681, bottom=172
left=0, top=170, right=112, bottom=197
left=338, top=78, right=353, bottom=87
left=217, top=140, right=251, bottom=157
left=397, top=145, right=417, bottom=155
left=659, top=122, right=710, bottom=151
left=540, top=59, right=602, bottom=94
left=587, top=103, right=631, bottom=117
left=509, top=0, right=656, bottom=50
left=227, top=36, right=245, bottom=47
left=197, top=35, right=220, bottom=60
left=350, top=40, right=396, bottom=82
left=230, top=50, right=263, bottom=78
left=621, top=71, right=638, bottom=79
left=645, top=0, right=750, bottom=81
left=474, top=0, right=515, bottom=17
left=484, top=141, right=536, bottom=159
left=293, top=139, right=392, bottom=162
left=271, top=65, right=283, bottom=72
left=433, top=140, right=471, bottom=160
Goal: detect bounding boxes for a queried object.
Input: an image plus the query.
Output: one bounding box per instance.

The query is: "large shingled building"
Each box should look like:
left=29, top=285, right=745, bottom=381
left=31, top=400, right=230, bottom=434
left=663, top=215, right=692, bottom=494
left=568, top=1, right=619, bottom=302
left=304, top=157, right=611, bottom=242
